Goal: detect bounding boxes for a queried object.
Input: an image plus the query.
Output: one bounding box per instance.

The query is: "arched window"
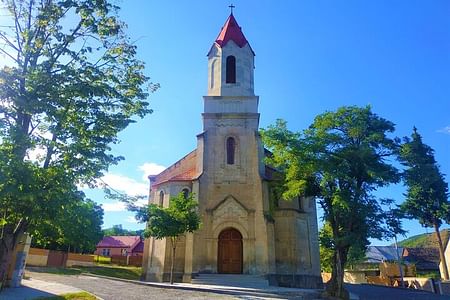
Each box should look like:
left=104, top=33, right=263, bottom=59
left=226, top=56, right=236, bottom=83
left=159, top=191, right=164, bottom=206
left=182, top=188, right=189, bottom=199
left=210, top=60, right=216, bottom=89
left=226, top=137, right=236, bottom=165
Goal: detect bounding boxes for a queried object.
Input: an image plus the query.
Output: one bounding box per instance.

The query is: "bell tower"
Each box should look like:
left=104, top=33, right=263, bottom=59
left=207, top=13, right=255, bottom=97
left=203, top=13, right=259, bottom=132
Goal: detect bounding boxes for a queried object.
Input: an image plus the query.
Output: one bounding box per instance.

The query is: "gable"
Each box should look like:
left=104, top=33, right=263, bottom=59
left=151, top=149, right=198, bottom=186
left=212, top=195, right=249, bottom=220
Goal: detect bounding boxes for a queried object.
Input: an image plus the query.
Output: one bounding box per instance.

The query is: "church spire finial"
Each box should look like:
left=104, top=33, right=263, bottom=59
left=228, top=3, right=235, bottom=14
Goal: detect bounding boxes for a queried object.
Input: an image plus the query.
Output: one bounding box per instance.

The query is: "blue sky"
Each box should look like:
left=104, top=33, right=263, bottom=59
left=79, top=1, right=450, bottom=244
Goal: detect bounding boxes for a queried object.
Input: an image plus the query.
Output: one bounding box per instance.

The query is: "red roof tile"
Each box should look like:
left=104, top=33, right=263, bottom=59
left=151, top=150, right=198, bottom=186
left=214, top=14, right=254, bottom=55
left=96, top=236, right=141, bottom=249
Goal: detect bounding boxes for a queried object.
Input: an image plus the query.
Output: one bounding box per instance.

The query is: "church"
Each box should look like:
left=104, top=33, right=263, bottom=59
left=142, top=12, right=322, bottom=288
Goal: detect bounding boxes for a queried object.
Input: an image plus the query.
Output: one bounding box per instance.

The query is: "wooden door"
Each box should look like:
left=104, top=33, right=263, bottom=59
left=218, top=228, right=242, bottom=274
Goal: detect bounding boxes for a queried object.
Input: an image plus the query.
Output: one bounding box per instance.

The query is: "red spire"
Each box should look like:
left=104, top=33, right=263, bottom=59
left=215, top=14, right=251, bottom=50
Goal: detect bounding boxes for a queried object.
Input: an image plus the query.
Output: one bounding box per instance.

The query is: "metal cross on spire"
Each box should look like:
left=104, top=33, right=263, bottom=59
left=229, top=3, right=235, bottom=14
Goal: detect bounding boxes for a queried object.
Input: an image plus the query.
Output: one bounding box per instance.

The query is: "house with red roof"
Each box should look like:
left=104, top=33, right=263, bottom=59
left=95, top=236, right=144, bottom=257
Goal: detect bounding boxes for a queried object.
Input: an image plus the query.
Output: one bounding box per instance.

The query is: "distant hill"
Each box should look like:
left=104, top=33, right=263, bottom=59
left=397, top=229, right=450, bottom=248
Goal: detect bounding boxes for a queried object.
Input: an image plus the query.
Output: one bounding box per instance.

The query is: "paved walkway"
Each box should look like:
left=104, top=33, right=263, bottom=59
left=1, top=277, right=83, bottom=299
left=2, top=271, right=323, bottom=299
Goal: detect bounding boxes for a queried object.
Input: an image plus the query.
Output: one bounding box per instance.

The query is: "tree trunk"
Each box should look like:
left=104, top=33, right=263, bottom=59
left=434, top=222, right=449, bottom=280
left=0, top=223, right=26, bottom=289
left=327, top=247, right=350, bottom=300
left=170, top=237, right=177, bottom=285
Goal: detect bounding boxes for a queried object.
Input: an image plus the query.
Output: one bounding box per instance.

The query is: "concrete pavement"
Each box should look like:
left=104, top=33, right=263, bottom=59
left=1, top=277, right=84, bottom=300
left=11, top=270, right=325, bottom=299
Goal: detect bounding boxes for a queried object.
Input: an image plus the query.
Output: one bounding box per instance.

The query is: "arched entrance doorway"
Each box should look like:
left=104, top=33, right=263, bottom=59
left=218, top=228, right=243, bottom=274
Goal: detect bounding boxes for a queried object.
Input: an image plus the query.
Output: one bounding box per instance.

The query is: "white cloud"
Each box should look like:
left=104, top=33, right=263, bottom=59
left=126, top=215, right=139, bottom=224
left=101, top=173, right=148, bottom=196
left=79, top=162, right=164, bottom=209
left=138, top=162, right=166, bottom=181
left=438, top=126, right=450, bottom=135
left=102, top=201, right=126, bottom=212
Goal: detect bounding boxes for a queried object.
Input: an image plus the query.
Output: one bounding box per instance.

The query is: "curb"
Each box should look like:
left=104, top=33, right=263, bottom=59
left=84, top=290, right=105, bottom=300
left=78, top=272, right=322, bottom=299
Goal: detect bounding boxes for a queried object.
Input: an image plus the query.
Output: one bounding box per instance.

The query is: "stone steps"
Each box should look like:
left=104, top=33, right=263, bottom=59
left=191, top=274, right=269, bottom=289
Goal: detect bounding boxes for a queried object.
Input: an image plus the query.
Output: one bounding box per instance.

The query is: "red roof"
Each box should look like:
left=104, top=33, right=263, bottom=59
left=133, top=240, right=144, bottom=253
left=215, top=14, right=253, bottom=53
left=96, top=236, right=141, bottom=249
left=151, top=150, right=198, bottom=187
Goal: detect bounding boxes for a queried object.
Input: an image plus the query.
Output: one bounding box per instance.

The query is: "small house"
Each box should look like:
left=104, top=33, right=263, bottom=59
left=95, top=236, right=143, bottom=257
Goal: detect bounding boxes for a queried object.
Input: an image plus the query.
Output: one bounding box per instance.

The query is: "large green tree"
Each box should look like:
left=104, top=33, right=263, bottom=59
left=30, top=198, right=104, bottom=253
left=261, top=106, right=400, bottom=299
left=0, top=0, right=155, bottom=285
left=134, top=192, right=201, bottom=284
left=399, top=127, right=450, bottom=280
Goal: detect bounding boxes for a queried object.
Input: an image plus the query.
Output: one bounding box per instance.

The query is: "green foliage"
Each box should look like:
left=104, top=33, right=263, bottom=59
left=261, top=106, right=401, bottom=298
left=134, top=192, right=200, bottom=284
left=0, top=0, right=156, bottom=280
left=319, top=222, right=366, bottom=273
left=399, top=128, right=450, bottom=280
left=36, top=291, right=97, bottom=300
left=30, top=199, right=103, bottom=253
left=135, top=192, right=201, bottom=240
left=416, top=271, right=441, bottom=279
left=397, top=229, right=450, bottom=248
left=102, top=224, right=144, bottom=237
left=399, top=127, right=450, bottom=228
left=94, top=255, right=111, bottom=264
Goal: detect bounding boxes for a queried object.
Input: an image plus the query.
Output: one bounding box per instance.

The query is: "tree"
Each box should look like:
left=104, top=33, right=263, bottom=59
left=103, top=224, right=144, bottom=237
left=319, top=222, right=366, bottom=273
left=261, top=106, right=400, bottom=299
left=0, top=0, right=155, bottom=285
left=30, top=198, right=104, bottom=253
left=399, top=127, right=450, bottom=280
left=134, top=192, right=201, bottom=284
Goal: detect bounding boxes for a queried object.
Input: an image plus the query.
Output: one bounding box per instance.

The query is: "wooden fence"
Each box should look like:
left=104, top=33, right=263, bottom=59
left=111, top=255, right=142, bottom=267
left=26, top=248, right=94, bottom=267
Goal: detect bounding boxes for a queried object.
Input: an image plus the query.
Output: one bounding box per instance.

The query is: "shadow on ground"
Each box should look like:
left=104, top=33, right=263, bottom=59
left=1, top=285, right=56, bottom=300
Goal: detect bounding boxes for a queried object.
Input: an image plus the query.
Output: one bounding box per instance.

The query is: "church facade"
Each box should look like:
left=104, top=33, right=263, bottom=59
left=142, top=13, right=322, bottom=288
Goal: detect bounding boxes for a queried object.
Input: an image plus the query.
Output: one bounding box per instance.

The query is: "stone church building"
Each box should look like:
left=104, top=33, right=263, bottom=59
left=142, top=13, right=321, bottom=288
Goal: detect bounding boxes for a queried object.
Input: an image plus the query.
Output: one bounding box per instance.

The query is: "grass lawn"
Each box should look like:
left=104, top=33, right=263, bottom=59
left=36, top=292, right=97, bottom=300
left=93, top=255, right=111, bottom=264
left=28, top=265, right=142, bottom=280
left=78, top=265, right=142, bottom=280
